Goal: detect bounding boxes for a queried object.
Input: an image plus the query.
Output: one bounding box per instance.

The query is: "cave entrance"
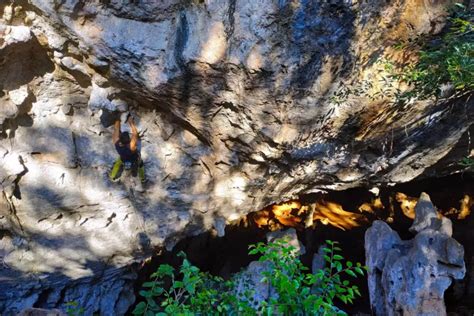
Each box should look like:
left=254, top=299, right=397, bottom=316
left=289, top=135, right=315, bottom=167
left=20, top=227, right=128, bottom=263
left=133, top=173, right=474, bottom=314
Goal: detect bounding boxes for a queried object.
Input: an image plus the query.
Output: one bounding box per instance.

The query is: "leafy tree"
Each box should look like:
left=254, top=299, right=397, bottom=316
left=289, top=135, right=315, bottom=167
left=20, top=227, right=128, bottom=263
left=328, top=3, right=473, bottom=106
left=397, top=3, right=473, bottom=99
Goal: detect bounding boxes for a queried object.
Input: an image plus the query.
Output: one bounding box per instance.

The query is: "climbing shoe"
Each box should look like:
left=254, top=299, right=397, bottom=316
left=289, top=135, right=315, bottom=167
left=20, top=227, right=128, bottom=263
left=110, top=176, right=120, bottom=183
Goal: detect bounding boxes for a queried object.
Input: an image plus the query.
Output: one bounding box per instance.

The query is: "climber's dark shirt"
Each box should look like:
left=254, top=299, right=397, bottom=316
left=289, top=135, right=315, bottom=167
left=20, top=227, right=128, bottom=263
left=115, top=141, right=139, bottom=163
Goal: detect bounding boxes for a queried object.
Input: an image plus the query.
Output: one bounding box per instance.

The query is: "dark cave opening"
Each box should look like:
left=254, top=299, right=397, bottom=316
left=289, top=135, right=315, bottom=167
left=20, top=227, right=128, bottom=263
left=132, top=173, right=474, bottom=315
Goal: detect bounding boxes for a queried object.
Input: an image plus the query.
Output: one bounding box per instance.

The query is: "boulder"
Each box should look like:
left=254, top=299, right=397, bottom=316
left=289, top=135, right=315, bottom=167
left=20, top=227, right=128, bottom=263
left=365, top=193, right=466, bottom=316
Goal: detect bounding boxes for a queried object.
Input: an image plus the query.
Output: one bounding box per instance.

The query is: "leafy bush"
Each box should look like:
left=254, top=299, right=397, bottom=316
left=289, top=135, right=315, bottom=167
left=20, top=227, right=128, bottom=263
left=132, top=252, right=237, bottom=315
left=328, top=3, right=472, bottom=107
left=249, top=239, right=365, bottom=315
left=133, top=239, right=366, bottom=316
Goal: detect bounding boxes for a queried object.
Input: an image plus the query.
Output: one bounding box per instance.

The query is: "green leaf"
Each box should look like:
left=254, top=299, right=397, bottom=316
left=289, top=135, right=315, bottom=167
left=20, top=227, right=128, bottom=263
left=139, top=290, right=152, bottom=298
left=157, top=264, right=174, bottom=276
left=142, top=282, right=155, bottom=288
left=152, top=287, right=164, bottom=295
left=146, top=297, right=158, bottom=308
left=354, top=287, right=361, bottom=297
left=345, top=270, right=357, bottom=278
left=248, top=249, right=258, bottom=255
left=348, top=288, right=354, bottom=298
left=355, top=267, right=364, bottom=275
left=132, top=302, right=146, bottom=315
left=340, top=295, right=347, bottom=304
left=144, top=310, right=155, bottom=316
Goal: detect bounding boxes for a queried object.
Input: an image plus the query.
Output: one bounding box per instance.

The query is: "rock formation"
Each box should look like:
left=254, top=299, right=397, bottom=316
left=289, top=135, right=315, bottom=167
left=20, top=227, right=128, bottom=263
left=365, top=193, right=466, bottom=316
left=0, top=0, right=472, bottom=314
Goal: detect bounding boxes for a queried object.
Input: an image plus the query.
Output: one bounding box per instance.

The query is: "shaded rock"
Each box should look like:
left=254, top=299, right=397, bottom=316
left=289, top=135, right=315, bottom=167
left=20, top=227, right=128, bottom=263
left=234, top=228, right=302, bottom=309
left=365, top=193, right=466, bottom=316
left=1, top=266, right=136, bottom=316
left=410, top=192, right=441, bottom=233
left=234, top=260, right=276, bottom=310
left=311, top=245, right=326, bottom=274
left=266, top=227, right=305, bottom=255
left=17, top=308, right=65, bottom=316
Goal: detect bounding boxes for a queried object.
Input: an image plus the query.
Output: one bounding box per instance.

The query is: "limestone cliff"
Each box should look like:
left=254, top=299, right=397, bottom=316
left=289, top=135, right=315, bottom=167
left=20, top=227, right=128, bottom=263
left=0, top=0, right=472, bottom=314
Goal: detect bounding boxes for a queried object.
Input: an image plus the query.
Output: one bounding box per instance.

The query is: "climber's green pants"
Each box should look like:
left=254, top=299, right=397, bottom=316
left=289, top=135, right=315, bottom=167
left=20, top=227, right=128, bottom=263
left=109, top=157, right=146, bottom=182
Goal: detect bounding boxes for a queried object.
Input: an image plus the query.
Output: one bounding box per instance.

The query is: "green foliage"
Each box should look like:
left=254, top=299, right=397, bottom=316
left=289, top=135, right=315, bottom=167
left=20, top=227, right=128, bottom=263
left=133, top=239, right=366, bottom=316
left=132, top=252, right=236, bottom=316
left=329, top=3, right=473, bottom=107
left=249, top=239, right=366, bottom=315
left=396, top=3, right=473, bottom=99
left=459, top=156, right=474, bottom=170
left=65, top=301, right=84, bottom=316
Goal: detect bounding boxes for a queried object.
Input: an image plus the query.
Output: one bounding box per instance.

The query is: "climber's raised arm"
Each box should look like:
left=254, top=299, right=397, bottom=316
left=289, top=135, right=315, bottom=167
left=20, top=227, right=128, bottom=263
left=112, top=119, right=120, bottom=145
left=128, top=116, right=138, bottom=152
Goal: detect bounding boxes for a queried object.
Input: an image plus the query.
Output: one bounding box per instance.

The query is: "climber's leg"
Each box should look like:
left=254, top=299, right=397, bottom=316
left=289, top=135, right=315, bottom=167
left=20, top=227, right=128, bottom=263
left=138, top=158, right=146, bottom=183
left=109, top=157, right=123, bottom=182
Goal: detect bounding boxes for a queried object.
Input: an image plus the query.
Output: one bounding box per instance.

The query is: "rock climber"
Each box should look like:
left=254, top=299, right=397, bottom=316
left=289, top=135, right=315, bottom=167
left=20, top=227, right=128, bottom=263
left=109, top=114, right=146, bottom=185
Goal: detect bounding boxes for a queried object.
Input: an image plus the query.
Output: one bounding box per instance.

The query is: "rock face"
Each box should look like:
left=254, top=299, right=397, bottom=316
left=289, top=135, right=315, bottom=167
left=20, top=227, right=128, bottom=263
left=365, top=193, right=466, bottom=316
left=0, top=0, right=472, bottom=314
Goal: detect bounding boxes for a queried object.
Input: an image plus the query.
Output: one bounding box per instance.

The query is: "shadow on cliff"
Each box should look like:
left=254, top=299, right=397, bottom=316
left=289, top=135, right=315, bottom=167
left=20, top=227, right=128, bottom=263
left=335, top=92, right=474, bottom=184
left=105, top=0, right=422, bottom=222
left=0, top=35, right=54, bottom=91
left=0, top=33, right=54, bottom=138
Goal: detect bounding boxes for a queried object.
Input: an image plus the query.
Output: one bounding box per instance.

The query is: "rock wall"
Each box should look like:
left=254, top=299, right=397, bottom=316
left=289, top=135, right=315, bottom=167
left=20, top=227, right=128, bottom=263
left=365, top=193, right=466, bottom=316
left=0, top=0, right=472, bottom=314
